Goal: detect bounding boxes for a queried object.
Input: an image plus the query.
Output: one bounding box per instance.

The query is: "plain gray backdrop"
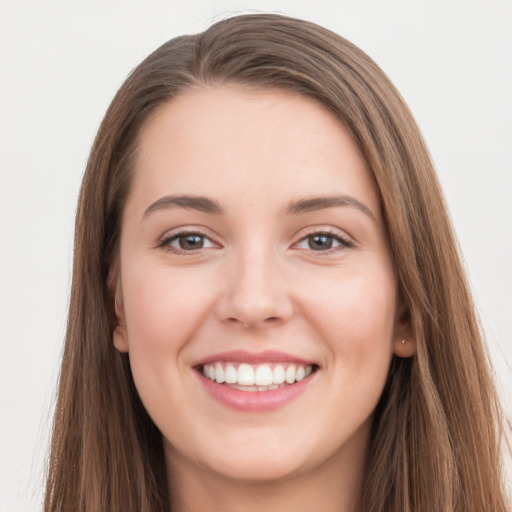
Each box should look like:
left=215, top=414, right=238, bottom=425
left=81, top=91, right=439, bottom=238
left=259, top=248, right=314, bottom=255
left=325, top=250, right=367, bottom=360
left=1, top=1, right=511, bottom=510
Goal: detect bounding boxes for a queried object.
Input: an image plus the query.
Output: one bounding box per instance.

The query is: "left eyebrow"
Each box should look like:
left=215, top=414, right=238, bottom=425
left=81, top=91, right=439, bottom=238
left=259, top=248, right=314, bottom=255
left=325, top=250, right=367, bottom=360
left=285, top=195, right=377, bottom=222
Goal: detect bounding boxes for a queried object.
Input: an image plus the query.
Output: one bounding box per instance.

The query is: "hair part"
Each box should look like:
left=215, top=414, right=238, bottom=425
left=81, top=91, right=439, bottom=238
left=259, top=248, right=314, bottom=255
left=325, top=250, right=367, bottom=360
left=44, top=13, right=509, bottom=511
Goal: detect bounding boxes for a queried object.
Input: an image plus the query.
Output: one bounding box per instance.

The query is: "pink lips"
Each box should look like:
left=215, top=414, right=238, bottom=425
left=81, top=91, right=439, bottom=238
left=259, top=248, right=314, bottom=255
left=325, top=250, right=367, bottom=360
left=194, top=350, right=317, bottom=412
left=193, top=349, right=314, bottom=367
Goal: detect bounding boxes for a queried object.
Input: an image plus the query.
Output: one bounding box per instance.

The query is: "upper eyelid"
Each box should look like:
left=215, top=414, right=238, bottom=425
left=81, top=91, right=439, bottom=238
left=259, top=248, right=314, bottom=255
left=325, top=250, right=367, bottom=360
left=294, top=233, right=352, bottom=250
left=292, top=226, right=353, bottom=243
left=158, top=228, right=219, bottom=250
left=159, top=226, right=216, bottom=241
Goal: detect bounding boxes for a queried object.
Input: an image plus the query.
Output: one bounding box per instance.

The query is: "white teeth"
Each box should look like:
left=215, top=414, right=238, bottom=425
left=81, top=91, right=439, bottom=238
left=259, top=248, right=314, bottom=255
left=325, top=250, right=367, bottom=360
left=255, top=364, right=273, bottom=386
left=273, top=365, right=285, bottom=384
left=225, top=365, right=237, bottom=384
left=285, top=365, right=296, bottom=384
left=215, top=362, right=225, bottom=383
left=295, top=366, right=306, bottom=382
left=237, top=364, right=255, bottom=385
left=202, top=362, right=314, bottom=388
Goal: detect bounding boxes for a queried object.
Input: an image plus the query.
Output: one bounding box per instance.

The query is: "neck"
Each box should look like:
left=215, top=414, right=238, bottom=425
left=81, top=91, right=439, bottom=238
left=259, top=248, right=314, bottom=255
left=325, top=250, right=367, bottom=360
left=165, top=430, right=367, bottom=512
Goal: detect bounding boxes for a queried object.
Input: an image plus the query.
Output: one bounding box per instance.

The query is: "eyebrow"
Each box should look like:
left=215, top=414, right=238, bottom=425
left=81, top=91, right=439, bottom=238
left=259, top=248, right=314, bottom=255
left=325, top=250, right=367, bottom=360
left=143, top=195, right=223, bottom=217
left=143, top=193, right=376, bottom=222
left=285, top=195, right=376, bottom=222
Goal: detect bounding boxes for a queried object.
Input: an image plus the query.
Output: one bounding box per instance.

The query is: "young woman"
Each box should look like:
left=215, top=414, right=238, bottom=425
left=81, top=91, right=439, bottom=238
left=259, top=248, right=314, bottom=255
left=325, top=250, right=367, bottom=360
left=44, top=13, right=509, bottom=512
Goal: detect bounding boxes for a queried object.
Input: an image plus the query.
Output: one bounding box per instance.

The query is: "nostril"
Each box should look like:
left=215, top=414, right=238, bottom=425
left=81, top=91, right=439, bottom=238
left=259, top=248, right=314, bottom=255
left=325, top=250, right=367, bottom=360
left=224, top=316, right=280, bottom=327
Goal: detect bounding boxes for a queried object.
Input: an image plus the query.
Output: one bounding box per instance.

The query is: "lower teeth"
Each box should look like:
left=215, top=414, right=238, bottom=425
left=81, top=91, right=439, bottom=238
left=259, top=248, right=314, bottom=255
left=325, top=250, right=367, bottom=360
left=225, top=383, right=289, bottom=392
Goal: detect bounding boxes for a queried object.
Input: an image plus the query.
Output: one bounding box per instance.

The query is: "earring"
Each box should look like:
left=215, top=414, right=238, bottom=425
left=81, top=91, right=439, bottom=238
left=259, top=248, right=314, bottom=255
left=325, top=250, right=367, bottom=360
left=401, top=338, right=406, bottom=344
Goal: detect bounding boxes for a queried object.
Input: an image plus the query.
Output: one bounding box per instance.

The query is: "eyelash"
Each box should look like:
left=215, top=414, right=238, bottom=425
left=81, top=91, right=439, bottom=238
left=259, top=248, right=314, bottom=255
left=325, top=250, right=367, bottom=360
left=294, top=229, right=354, bottom=254
left=158, top=228, right=353, bottom=255
left=158, top=229, right=216, bottom=254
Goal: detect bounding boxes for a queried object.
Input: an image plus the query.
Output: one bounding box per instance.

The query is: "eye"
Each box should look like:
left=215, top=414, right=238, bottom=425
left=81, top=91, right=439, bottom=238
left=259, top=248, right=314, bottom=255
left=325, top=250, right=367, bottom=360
left=160, top=231, right=217, bottom=253
left=295, top=232, right=352, bottom=252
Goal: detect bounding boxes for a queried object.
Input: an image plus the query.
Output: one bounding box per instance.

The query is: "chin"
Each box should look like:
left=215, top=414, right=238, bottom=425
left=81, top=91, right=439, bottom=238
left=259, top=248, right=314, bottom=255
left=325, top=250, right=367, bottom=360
left=164, top=428, right=314, bottom=484
left=205, top=449, right=308, bottom=483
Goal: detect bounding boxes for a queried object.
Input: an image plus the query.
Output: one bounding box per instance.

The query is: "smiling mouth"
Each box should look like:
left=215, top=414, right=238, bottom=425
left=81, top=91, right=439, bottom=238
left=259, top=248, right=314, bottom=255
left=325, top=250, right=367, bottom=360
left=199, top=362, right=317, bottom=392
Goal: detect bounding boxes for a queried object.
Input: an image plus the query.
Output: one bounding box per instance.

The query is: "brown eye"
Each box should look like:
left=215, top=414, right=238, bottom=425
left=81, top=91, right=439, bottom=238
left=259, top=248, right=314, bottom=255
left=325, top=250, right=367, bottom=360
left=178, top=234, right=205, bottom=250
left=294, top=231, right=352, bottom=253
left=161, top=232, right=217, bottom=253
left=307, top=234, right=334, bottom=251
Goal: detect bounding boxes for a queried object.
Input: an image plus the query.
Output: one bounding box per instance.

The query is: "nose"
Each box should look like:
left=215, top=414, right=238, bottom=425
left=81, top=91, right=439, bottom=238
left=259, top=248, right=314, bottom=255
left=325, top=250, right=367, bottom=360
left=215, top=245, right=294, bottom=329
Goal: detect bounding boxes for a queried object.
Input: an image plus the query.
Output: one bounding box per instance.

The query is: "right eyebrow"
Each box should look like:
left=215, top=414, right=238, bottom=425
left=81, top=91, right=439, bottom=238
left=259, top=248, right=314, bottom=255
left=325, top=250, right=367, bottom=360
left=143, top=195, right=223, bottom=218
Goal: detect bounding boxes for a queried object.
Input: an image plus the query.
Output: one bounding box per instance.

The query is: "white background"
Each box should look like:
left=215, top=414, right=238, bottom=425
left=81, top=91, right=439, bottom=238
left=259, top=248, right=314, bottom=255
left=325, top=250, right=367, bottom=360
left=0, top=1, right=511, bottom=510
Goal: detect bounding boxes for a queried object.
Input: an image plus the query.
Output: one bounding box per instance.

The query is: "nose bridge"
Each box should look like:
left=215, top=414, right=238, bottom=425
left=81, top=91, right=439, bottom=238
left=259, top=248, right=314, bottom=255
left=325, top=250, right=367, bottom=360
left=217, top=234, right=292, bottom=327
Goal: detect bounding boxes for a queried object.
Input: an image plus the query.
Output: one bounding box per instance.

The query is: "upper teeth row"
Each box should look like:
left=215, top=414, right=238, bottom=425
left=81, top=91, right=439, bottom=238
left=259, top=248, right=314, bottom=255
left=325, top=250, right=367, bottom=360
left=203, top=363, right=313, bottom=386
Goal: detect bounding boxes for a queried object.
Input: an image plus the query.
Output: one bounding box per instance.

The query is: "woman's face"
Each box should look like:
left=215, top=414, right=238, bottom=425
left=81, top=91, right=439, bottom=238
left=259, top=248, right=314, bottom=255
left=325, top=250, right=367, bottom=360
left=114, top=86, right=412, bottom=484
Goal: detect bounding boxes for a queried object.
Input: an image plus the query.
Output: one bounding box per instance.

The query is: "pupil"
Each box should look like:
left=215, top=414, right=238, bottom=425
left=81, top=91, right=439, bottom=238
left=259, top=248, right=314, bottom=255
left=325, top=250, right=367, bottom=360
left=309, top=234, right=333, bottom=250
left=180, top=235, right=203, bottom=250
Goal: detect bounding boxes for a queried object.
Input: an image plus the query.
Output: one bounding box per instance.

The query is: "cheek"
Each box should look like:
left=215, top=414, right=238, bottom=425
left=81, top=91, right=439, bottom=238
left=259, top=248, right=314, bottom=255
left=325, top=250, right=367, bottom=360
left=122, top=262, right=214, bottom=351
left=120, top=263, right=218, bottom=422
left=301, top=267, right=396, bottom=374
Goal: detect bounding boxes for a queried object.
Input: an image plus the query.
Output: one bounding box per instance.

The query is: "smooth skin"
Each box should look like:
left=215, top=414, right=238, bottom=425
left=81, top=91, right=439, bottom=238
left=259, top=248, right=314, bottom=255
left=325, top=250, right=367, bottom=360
left=113, top=85, right=414, bottom=512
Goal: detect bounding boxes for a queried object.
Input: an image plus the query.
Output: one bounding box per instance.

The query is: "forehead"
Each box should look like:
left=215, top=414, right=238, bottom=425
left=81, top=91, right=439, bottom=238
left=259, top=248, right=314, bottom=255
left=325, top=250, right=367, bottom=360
left=129, top=85, right=380, bottom=216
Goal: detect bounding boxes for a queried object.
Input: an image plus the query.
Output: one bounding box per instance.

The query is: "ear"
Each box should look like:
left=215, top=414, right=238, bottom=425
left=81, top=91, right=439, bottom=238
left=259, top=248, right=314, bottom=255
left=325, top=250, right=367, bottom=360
left=113, top=325, right=129, bottom=353
left=392, top=297, right=415, bottom=358
left=112, top=277, right=129, bottom=353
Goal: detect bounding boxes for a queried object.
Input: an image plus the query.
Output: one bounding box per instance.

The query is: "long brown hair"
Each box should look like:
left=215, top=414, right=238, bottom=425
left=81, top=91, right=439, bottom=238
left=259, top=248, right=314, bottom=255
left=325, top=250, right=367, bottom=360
left=44, top=13, right=509, bottom=511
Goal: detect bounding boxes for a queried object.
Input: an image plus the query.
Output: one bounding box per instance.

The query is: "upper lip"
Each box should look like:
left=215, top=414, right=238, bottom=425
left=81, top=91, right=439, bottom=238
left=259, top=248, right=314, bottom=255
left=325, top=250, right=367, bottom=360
left=192, top=350, right=316, bottom=367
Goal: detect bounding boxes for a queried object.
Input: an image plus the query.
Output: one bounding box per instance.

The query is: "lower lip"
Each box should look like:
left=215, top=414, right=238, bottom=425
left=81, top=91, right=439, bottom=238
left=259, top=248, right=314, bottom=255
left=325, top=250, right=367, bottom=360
left=197, top=372, right=316, bottom=412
